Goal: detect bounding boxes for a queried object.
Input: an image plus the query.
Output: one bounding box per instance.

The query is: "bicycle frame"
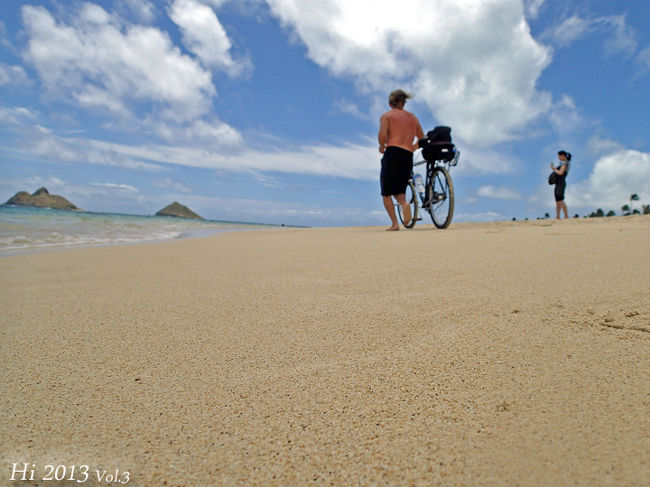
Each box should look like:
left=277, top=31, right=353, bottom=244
left=412, top=149, right=459, bottom=207
left=395, top=148, right=458, bottom=228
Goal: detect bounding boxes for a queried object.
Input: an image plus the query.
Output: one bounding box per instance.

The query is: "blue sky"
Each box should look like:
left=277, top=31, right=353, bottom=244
left=1, top=0, right=648, bottom=226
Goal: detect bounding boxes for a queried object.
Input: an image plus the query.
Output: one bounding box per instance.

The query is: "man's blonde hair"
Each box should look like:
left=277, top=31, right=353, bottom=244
left=388, top=89, right=412, bottom=108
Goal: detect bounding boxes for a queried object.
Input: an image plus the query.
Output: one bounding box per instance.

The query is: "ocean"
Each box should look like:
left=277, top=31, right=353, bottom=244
left=0, top=206, right=275, bottom=254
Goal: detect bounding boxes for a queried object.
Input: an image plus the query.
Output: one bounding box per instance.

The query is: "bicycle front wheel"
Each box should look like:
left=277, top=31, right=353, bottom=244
left=397, top=181, right=418, bottom=228
left=427, top=166, right=454, bottom=229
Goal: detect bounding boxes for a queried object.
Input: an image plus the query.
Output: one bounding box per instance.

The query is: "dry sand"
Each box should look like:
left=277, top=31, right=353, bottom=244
left=1, top=216, right=649, bottom=486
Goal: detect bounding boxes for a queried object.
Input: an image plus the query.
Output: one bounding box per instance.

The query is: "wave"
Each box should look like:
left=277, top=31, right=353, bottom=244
left=0, top=206, right=269, bottom=254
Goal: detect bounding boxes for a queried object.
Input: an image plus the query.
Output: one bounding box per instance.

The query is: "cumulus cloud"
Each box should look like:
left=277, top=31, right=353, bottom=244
left=567, top=149, right=650, bottom=211
left=21, top=3, right=216, bottom=122
left=477, top=185, right=523, bottom=200
left=168, top=0, right=249, bottom=75
left=264, top=0, right=552, bottom=146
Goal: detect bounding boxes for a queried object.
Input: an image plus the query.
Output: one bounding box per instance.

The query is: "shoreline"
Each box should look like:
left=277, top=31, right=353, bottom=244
left=0, top=224, right=282, bottom=258
left=1, top=216, right=648, bottom=485
left=2, top=213, right=645, bottom=257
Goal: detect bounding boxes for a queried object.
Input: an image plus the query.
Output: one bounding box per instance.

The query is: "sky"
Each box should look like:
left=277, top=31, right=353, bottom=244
left=1, top=0, right=649, bottom=226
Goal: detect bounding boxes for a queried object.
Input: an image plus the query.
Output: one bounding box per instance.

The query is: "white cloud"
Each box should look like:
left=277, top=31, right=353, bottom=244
left=21, top=4, right=217, bottom=122
left=91, top=182, right=139, bottom=192
left=12, top=129, right=165, bottom=171
left=586, top=136, right=623, bottom=158
left=153, top=178, right=192, bottom=193
left=118, top=0, right=156, bottom=24
left=0, top=106, right=37, bottom=125
left=549, top=94, right=582, bottom=132
left=602, top=15, right=638, bottom=56
left=544, top=15, right=591, bottom=47
left=151, top=118, right=244, bottom=148
left=567, top=149, right=650, bottom=211
left=638, top=47, right=650, bottom=72
left=0, top=63, right=29, bottom=87
left=477, top=185, right=523, bottom=200
left=524, top=0, right=546, bottom=19
left=168, top=0, right=249, bottom=75
left=264, top=0, right=552, bottom=146
left=333, top=99, right=371, bottom=121
left=0, top=20, right=11, bottom=48
left=450, top=146, right=518, bottom=175
left=543, top=14, right=638, bottom=56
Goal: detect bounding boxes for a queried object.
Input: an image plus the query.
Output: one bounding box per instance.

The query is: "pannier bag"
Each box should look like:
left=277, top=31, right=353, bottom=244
left=419, top=126, right=456, bottom=162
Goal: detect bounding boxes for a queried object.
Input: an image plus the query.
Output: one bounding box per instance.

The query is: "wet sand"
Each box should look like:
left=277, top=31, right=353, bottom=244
left=1, top=217, right=649, bottom=485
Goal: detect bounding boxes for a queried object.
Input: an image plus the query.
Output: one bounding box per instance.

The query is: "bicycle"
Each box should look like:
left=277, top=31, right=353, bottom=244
left=396, top=143, right=458, bottom=229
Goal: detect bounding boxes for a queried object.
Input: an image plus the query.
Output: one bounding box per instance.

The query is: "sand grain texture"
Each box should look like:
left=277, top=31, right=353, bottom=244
left=1, top=217, right=649, bottom=486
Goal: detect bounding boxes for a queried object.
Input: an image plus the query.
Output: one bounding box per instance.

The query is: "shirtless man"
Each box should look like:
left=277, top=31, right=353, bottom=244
left=378, top=89, right=424, bottom=231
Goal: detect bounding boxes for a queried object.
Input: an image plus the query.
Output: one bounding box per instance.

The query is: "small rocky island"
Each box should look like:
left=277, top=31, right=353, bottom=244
left=3, top=187, right=81, bottom=211
left=155, top=201, right=204, bottom=220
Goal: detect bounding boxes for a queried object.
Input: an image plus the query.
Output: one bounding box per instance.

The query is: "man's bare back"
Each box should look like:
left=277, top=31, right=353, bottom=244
left=378, top=108, right=424, bottom=153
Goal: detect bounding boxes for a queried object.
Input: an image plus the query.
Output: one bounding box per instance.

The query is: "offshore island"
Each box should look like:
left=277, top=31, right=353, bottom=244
left=3, top=187, right=81, bottom=211
left=3, top=187, right=203, bottom=220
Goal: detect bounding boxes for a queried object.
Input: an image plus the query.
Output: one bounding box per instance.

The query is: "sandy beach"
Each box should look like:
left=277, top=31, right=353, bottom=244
left=1, top=216, right=648, bottom=486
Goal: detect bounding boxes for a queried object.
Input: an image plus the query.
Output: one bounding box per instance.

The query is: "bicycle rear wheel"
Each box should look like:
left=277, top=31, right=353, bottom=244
left=427, top=166, right=454, bottom=229
left=397, top=181, right=418, bottom=228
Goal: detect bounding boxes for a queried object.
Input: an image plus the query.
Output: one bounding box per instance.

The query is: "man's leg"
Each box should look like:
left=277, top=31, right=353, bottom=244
left=382, top=195, right=400, bottom=231
left=394, top=193, right=411, bottom=226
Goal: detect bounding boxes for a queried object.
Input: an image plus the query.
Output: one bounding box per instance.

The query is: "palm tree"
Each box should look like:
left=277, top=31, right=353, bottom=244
left=629, top=194, right=640, bottom=214
left=622, top=204, right=631, bottom=216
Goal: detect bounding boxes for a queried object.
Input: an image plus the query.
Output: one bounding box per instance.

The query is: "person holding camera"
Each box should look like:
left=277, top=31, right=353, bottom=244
left=550, top=150, right=571, bottom=219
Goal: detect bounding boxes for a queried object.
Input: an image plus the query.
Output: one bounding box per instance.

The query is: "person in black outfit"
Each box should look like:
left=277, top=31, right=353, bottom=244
left=550, top=150, right=571, bottom=219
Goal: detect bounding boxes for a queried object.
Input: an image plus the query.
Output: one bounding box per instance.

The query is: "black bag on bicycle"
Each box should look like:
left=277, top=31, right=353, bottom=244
left=419, top=126, right=456, bottom=163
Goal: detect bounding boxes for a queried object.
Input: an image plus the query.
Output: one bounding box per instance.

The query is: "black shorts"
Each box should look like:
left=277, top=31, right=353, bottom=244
left=380, top=146, right=413, bottom=196
left=554, top=178, right=566, bottom=202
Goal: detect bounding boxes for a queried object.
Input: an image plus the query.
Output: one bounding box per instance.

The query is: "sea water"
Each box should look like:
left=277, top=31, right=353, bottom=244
left=0, top=206, right=272, bottom=254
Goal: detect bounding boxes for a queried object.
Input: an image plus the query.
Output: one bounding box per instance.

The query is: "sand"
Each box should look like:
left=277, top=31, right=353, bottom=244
left=1, top=216, right=649, bottom=486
